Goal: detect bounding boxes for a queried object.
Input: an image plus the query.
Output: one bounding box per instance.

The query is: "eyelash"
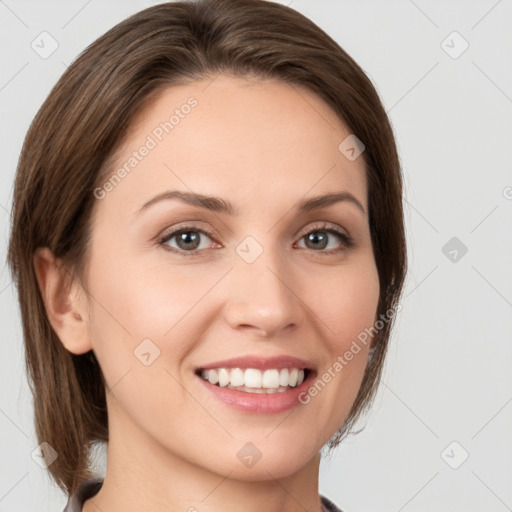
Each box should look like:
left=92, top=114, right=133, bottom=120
left=157, top=222, right=355, bottom=257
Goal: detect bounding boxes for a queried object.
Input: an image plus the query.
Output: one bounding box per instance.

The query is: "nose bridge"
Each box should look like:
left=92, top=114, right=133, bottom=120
left=224, top=235, right=303, bottom=336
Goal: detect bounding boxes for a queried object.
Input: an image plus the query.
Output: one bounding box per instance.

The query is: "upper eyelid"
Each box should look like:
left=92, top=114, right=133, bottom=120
left=158, top=223, right=216, bottom=241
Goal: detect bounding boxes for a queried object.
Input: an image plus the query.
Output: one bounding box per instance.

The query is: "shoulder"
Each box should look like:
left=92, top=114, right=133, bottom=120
left=320, top=494, right=344, bottom=512
left=62, top=478, right=103, bottom=512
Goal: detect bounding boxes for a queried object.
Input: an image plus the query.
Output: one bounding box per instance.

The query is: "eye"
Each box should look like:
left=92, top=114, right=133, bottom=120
left=295, top=223, right=354, bottom=254
left=158, top=226, right=216, bottom=253
left=157, top=222, right=354, bottom=256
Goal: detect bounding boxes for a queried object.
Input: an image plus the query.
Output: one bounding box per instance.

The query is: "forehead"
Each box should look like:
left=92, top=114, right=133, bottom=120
left=97, top=74, right=368, bottom=218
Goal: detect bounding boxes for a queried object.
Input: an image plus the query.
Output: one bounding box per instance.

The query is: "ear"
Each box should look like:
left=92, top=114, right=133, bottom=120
left=33, top=247, right=93, bottom=355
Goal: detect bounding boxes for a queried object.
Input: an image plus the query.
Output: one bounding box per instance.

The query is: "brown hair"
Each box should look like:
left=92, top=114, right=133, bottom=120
left=7, top=0, right=407, bottom=496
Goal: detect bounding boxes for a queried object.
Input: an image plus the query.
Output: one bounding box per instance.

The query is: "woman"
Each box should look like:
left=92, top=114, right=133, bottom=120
left=7, top=1, right=407, bottom=511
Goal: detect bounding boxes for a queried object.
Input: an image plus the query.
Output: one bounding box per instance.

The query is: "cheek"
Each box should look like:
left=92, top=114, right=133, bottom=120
left=308, top=257, right=380, bottom=348
left=298, top=257, right=379, bottom=432
left=85, top=246, right=197, bottom=341
left=83, top=247, right=228, bottom=394
left=83, top=259, right=197, bottom=430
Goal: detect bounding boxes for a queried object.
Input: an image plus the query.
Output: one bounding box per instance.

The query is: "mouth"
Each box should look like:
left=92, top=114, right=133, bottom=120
left=194, top=355, right=316, bottom=413
left=195, top=367, right=311, bottom=394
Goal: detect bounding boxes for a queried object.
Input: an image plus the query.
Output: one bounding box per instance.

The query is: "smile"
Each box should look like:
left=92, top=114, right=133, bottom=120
left=194, top=355, right=316, bottom=413
left=198, top=367, right=307, bottom=394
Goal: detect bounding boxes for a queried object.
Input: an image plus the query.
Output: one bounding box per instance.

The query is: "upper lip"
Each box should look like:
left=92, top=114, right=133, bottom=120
left=197, top=355, right=316, bottom=372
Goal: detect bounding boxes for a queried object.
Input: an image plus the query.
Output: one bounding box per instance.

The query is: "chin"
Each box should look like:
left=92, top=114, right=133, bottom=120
left=198, top=435, right=322, bottom=481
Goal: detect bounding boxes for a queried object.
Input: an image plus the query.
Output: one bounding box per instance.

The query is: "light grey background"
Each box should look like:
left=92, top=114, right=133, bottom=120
left=1, top=1, right=511, bottom=511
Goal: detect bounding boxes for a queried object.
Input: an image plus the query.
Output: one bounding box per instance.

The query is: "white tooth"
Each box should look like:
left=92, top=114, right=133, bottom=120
left=218, top=368, right=230, bottom=387
left=207, top=369, right=219, bottom=385
left=244, top=368, right=262, bottom=388
left=262, top=369, right=280, bottom=388
left=230, top=368, right=244, bottom=387
left=243, top=385, right=265, bottom=394
left=204, top=367, right=305, bottom=390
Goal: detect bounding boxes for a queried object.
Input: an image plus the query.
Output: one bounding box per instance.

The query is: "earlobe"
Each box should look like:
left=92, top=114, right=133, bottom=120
left=33, top=247, right=93, bottom=355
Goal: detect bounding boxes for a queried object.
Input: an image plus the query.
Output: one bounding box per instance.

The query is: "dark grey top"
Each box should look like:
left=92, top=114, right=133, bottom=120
left=62, top=478, right=344, bottom=512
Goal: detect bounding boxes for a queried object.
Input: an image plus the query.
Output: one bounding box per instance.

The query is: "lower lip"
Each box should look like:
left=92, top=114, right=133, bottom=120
left=196, top=372, right=314, bottom=414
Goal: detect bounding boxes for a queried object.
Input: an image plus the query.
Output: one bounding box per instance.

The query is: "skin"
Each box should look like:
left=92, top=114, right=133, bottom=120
left=35, top=74, right=380, bottom=512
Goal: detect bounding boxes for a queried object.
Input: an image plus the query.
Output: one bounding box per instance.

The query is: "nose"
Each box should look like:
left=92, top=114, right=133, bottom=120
left=222, top=249, right=304, bottom=338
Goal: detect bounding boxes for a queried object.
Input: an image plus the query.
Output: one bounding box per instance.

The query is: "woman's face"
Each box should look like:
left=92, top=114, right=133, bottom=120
left=82, top=74, right=379, bottom=479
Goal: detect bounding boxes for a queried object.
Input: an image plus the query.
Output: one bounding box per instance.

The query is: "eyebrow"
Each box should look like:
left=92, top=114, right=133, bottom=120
left=136, top=190, right=366, bottom=216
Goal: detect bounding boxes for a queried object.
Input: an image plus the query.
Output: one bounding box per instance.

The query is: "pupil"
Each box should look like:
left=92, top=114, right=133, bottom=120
left=307, top=231, right=327, bottom=250
left=178, top=231, right=200, bottom=250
